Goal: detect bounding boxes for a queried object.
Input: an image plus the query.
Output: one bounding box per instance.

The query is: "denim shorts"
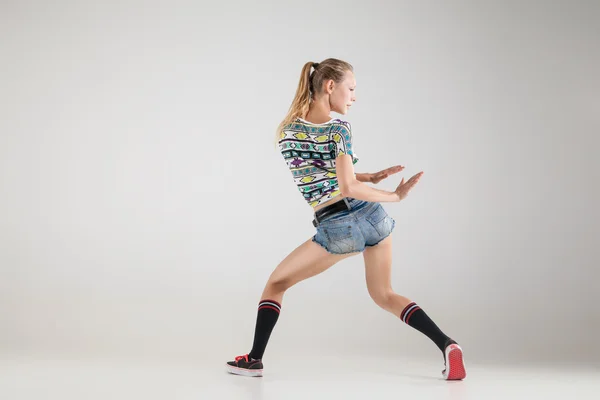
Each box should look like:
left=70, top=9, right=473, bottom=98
left=311, top=197, right=396, bottom=254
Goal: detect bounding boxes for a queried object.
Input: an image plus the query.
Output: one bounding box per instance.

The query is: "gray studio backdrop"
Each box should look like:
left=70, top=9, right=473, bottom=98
left=1, top=1, right=598, bottom=366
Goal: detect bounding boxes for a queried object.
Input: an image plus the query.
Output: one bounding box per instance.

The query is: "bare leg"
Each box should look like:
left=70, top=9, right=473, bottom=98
left=227, top=238, right=358, bottom=372
left=363, top=234, right=412, bottom=314
left=261, top=237, right=357, bottom=303
left=362, top=234, right=466, bottom=380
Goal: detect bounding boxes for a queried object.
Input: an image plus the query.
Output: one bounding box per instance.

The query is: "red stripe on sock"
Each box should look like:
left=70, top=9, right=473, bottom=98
left=405, top=307, right=421, bottom=324
left=400, top=302, right=416, bottom=320
left=259, top=299, right=281, bottom=308
left=258, top=305, right=280, bottom=313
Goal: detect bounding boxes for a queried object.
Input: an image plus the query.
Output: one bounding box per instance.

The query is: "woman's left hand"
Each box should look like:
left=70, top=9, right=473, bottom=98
left=370, top=165, right=404, bottom=184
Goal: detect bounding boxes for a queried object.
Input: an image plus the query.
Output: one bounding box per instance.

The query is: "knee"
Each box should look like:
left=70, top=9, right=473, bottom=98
left=369, top=288, right=394, bottom=309
left=265, top=275, right=292, bottom=294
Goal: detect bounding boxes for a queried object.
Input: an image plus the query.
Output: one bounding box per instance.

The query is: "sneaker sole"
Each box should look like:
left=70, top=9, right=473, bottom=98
left=225, top=364, right=263, bottom=377
left=443, top=344, right=466, bottom=380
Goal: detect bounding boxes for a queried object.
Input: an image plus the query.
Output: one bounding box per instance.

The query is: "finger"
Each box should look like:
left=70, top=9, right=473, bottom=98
left=406, top=172, right=423, bottom=185
left=410, top=173, right=424, bottom=186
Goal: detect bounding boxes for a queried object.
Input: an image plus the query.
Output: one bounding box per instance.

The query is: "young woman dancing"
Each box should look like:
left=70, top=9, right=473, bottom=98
left=226, top=58, right=466, bottom=381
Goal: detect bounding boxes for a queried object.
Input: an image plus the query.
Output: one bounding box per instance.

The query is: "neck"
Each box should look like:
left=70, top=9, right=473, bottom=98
left=305, top=98, right=332, bottom=123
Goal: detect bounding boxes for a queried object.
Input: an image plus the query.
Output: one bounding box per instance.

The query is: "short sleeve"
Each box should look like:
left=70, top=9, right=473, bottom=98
left=331, top=120, right=359, bottom=164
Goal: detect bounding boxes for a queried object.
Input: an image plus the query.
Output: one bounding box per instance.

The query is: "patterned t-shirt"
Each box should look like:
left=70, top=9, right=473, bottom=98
left=279, top=117, right=359, bottom=208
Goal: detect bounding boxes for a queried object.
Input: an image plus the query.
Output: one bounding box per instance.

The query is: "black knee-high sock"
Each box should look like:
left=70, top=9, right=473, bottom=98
left=400, top=302, right=455, bottom=352
left=248, top=299, right=281, bottom=360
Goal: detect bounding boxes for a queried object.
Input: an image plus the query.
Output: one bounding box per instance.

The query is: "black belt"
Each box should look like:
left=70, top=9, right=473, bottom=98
left=312, top=198, right=351, bottom=227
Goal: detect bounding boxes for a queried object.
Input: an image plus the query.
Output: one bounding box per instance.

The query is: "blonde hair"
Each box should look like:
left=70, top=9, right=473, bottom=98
left=275, top=58, right=354, bottom=144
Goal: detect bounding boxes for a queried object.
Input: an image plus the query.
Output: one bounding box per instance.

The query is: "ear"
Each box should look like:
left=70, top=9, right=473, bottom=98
left=324, top=79, right=335, bottom=94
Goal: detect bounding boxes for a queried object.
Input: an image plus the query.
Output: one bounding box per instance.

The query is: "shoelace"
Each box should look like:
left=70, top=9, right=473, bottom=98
left=235, top=354, right=249, bottom=363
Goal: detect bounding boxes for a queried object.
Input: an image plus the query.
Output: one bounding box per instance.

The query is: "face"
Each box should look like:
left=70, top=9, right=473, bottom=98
left=326, top=70, right=356, bottom=115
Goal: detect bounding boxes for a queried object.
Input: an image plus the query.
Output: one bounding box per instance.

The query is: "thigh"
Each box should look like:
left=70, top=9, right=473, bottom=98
left=268, top=237, right=355, bottom=288
left=363, top=234, right=394, bottom=296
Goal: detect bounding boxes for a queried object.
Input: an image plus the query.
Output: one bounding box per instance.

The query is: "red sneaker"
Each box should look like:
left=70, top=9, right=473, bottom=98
left=226, top=354, right=263, bottom=377
left=442, top=343, right=466, bottom=380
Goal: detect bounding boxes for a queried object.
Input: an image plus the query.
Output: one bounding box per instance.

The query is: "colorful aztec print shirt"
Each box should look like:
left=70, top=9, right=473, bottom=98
left=279, top=117, right=359, bottom=208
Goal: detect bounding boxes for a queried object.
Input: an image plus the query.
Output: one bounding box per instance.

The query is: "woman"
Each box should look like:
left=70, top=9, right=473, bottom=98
left=226, top=58, right=466, bottom=380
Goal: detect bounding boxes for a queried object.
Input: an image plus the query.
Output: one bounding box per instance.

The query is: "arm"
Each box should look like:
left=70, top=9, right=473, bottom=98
left=337, top=155, right=399, bottom=202
left=355, top=173, right=372, bottom=183
left=331, top=121, right=422, bottom=202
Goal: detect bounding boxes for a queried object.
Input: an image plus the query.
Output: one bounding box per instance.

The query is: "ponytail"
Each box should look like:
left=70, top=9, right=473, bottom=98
left=275, top=61, right=316, bottom=144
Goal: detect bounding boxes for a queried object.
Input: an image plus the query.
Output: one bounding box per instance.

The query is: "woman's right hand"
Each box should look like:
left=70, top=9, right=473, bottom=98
left=395, top=171, right=424, bottom=201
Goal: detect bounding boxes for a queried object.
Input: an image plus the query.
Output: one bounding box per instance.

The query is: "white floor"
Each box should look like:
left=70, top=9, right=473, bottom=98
left=0, top=354, right=598, bottom=400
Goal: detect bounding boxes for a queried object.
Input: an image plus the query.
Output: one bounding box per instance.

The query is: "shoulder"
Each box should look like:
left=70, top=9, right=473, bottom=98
left=283, top=118, right=302, bottom=130
left=331, top=118, right=351, bottom=128
left=329, top=119, right=353, bottom=138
